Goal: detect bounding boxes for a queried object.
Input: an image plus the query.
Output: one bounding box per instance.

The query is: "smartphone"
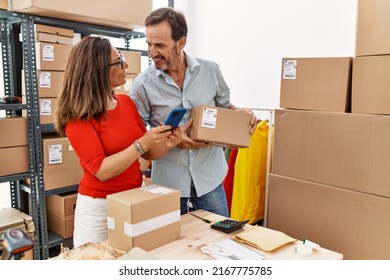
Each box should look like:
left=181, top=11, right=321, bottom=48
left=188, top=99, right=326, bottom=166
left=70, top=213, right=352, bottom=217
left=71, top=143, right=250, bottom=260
left=164, top=108, right=187, bottom=129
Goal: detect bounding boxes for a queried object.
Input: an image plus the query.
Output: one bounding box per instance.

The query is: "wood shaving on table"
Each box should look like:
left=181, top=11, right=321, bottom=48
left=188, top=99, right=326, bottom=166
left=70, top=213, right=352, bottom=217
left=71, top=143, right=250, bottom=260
left=52, top=242, right=126, bottom=260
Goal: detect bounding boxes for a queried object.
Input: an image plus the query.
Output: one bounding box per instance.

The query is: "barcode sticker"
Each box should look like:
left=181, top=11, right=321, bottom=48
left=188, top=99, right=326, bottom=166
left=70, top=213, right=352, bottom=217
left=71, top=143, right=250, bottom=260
left=48, top=144, right=62, bottom=165
left=201, top=107, right=217, bottom=129
left=283, top=59, right=297, bottom=80
left=40, top=99, right=52, bottom=116
left=42, top=45, right=54, bottom=61
left=39, top=72, right=51, bottom=88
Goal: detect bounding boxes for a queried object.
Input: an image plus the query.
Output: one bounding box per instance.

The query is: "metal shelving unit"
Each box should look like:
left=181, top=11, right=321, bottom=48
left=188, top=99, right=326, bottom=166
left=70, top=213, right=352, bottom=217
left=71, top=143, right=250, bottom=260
left=0, top=10, right=42, bottom=260
left=1, top=9, right=146, bottom=259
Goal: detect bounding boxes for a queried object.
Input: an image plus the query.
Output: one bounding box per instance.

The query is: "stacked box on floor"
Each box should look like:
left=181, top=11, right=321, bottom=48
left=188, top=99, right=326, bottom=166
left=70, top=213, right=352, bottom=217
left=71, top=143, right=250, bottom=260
left=46, top=192, right=77, bottom=238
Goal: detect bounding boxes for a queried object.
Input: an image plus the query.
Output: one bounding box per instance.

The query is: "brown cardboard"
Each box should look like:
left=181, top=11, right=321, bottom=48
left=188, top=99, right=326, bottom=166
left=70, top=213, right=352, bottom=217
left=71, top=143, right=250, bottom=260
left=35, top=24, right=74, bottom=38
left=46, top=211, right=74, bottom=238
left=0, top=208, right=35, bottom=260
left=114, top=74, right=138, bottom=94
left=35, top=42, right=72, bottom=71
left=351, top=55, right=390, bottom=114
left=0, top=1, right=8, bottom=9
left=41, top=135, right=83, bottom=191
left=1, top=0, right=152, bottom=30
left=272, top=109, right=390, bottom=198
left=121, top=50, right=141, bottom=74
left=35, top=32, right=74, bottom=45
left=107, top=185, right=181, bottom=252
left=355, top=0, right=390, bottom=56
left=268, top=174, right=390, bottom=260
left=39, top=97, right=57, bottom=124
left=280, top=57, right=352, bottom=112
left=46, top=192, right=77, bottom=217
left=37, top=71, right=64, bottom=98
left=0, top=117, right=28, bottom=148
left=0, top=146, right=29, bottom=176
left=21, top=96, right=57, bottom=123
left=189, top=105, right=252, bottom=148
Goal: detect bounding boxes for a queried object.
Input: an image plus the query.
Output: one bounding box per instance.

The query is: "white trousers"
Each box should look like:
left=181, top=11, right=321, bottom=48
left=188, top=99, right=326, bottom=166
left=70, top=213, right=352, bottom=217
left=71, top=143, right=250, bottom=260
left=73, top=193, right=107, bottom=248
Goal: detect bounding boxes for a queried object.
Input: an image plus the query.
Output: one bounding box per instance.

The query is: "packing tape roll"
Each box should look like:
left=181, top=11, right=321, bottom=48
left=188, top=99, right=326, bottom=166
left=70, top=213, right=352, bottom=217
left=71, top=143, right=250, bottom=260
left=295, top=244, right=313, bottom=257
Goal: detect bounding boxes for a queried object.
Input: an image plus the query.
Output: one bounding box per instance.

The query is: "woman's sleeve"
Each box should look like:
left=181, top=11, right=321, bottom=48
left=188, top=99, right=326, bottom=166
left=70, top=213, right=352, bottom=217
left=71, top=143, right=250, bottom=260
left=65, top=120, right=105, bottom=175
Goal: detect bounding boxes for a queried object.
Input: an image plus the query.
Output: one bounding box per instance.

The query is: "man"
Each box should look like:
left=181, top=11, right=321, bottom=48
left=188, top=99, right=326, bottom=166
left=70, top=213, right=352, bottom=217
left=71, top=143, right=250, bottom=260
left=130, top=7, right=256, bottom=216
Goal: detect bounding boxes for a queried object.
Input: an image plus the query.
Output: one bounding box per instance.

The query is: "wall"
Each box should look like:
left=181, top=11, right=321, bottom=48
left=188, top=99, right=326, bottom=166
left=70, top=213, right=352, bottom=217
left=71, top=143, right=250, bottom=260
left=174, top=0, right=357, bottom=117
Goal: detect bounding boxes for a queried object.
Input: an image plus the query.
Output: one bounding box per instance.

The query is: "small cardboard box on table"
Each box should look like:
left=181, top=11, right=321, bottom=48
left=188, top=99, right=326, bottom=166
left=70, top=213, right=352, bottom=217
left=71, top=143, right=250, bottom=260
left=107, top=185, right=181, bottom=252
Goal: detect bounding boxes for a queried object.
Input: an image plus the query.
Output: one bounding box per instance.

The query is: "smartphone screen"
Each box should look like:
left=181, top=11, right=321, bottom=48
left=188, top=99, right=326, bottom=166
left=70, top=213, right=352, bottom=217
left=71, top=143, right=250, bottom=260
left=164, top=108, right=187, bottom=129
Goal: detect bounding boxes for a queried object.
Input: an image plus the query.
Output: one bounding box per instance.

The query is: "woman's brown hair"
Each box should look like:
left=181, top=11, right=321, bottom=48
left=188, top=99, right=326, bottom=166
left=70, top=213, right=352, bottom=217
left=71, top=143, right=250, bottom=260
left=55, top=36, right=113, bottom=136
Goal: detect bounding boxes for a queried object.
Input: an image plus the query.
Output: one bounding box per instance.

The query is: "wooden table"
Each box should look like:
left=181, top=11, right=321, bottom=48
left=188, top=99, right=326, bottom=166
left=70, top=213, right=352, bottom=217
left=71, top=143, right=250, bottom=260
left=149, top=209, right=343, bottom=260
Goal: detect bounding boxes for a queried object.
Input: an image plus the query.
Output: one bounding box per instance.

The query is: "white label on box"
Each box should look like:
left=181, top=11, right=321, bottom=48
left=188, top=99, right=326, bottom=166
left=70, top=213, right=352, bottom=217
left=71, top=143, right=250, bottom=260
left=48, top=144, right=62, bottom=165
left=124, top=210, right=180, bottom=237
left=40, top=99, right=52, bottom=115
left=107, top=216, right=115, bottom=230
left=283, top=59, right=297, bottom=80
left=201, top=107, right=217, bottom=129
left=39, top=72, right=51, bottom=88
left=142, top=185, right=174, bottom=195
left=42, top=45, right=54, bottom=61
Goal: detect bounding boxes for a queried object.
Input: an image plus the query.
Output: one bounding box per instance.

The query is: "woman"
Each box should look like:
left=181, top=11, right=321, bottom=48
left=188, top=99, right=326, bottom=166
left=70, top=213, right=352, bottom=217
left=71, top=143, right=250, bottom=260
left=55, top=36, right=180, bottom=247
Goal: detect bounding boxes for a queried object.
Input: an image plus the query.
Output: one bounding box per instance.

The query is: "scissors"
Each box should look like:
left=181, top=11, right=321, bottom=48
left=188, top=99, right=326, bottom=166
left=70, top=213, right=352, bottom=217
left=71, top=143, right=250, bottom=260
left=200, top=243, right=240, bottom=260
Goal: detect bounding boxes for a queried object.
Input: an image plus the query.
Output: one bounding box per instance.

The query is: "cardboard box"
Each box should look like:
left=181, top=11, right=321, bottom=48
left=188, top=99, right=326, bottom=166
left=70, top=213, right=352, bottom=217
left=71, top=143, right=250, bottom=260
left=37, top=71, right=64, bottom=98
left=272, top=109, right=390, bottom=198
left=21, top=96, right=58, bottom=124
left=268, top=174, right=390, bottom=260
left=114, top=73, right=138, bottom=94
left=0, top=146, right=29, bottom=176
left=46, top=192, right=77, bottom=217
left=46, top=192, right=77, bottom=238
left=352, top=55, right=390, bottom=114
left=46, top=211, right=74, bottom=238
left=355, top=0, right=390, bottom=56
left=107, top=185, right=181, bottom=252
left=39, top=97, right=57, bottom=124
left=189, top=105, right=252, bottom=148
left=35, top=42, right=72, bottom=71
left=41, top=135, right=83, bottom=191
left=0, top=0, right=152, bottom=30
left=121, top=50, right=141, bottom=74
left=35, top=32, right=74, bottom=45
left=35, top=24, right=74, bottom=38
left=280, top=57, right=352, bottom=112
left=0, top=117, right=28, bottom=148
left=0, top=208, right=35, bottom=260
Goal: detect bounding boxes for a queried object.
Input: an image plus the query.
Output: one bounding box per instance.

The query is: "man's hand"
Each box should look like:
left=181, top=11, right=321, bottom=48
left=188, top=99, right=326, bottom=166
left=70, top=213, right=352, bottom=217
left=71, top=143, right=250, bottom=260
left=176, top=119, right=208, bottom=150
left=229, top=105, right=257, bottom=134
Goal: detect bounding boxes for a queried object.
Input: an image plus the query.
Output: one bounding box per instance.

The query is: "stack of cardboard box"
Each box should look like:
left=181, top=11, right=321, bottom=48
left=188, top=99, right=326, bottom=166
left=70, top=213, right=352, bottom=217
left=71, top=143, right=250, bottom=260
left=46, top=192, right=77, bottom=238
left=114, top=50, right=142, bottom=95
left=34, top=24, right=74, bottom=125
left=268, top=0, right=390, bottom=260
left=0, top=117, right=29, bottom=176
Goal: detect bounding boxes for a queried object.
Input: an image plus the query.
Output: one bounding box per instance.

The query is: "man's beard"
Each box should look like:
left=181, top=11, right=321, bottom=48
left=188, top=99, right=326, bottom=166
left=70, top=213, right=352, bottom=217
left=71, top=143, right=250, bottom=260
left=155, top=45, right=180, bottom=70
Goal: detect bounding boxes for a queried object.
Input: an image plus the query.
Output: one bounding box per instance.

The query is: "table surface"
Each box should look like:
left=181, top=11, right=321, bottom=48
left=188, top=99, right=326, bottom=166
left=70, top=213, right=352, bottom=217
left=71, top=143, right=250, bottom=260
left=148, top=209, right=343, bottom=260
